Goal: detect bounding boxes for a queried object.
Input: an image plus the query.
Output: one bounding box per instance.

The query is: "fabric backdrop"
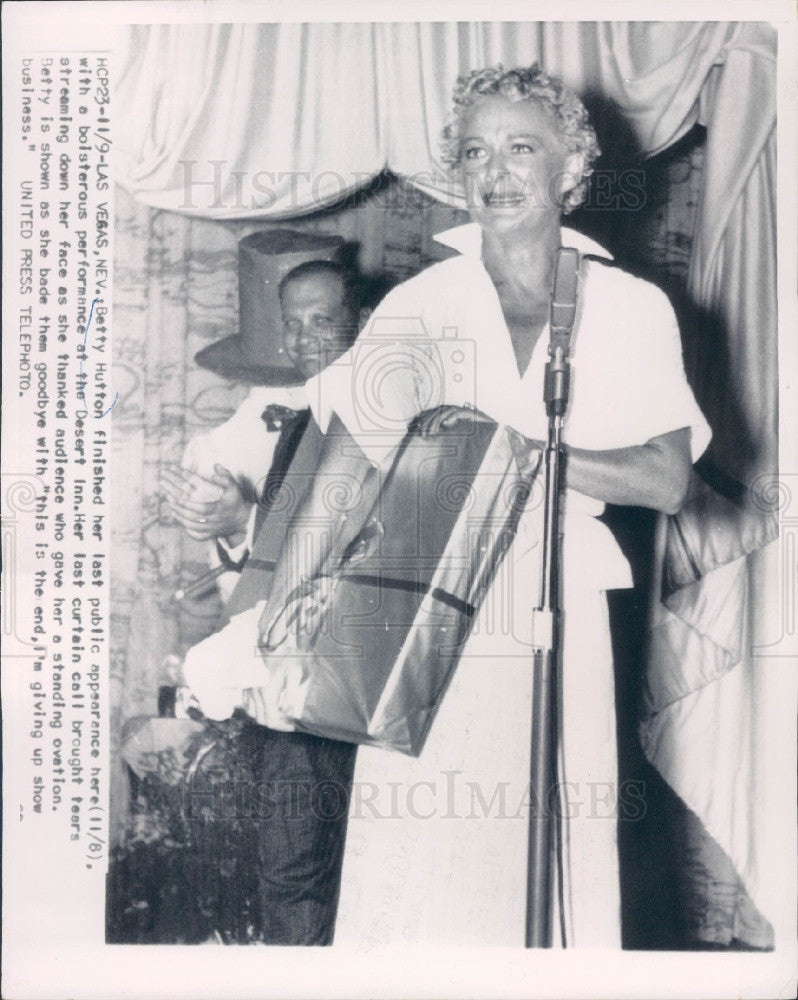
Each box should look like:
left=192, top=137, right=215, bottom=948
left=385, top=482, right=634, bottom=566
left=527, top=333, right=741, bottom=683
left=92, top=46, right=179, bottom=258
left=639, top=23, right=779, bottom=949
left=116, top=21, right=761, bottom=215
left=111, top=20, right=782, bottom=946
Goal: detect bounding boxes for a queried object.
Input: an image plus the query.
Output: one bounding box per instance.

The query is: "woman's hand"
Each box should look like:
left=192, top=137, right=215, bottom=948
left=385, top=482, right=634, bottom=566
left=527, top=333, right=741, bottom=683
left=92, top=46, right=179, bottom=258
left=409, top=409, right=690, bottom=514
left=410, top=404, right=494, bottom=438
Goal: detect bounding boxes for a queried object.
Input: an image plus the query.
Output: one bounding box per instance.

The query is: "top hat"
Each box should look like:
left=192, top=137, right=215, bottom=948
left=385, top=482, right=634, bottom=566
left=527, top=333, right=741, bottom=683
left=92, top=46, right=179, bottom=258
left=194, top=229, right=346, bottom=386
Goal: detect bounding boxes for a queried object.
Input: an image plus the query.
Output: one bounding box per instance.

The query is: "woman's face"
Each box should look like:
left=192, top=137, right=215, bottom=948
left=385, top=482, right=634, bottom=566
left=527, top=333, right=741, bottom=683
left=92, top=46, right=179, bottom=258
left=459, top=93, right=571, bottom=235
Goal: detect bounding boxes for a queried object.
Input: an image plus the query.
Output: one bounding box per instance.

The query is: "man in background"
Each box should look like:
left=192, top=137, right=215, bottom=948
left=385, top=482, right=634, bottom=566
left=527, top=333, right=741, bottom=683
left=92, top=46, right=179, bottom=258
left=160, top=259, right=374, bottom=945
left=161, top=259, right=372, bottom=605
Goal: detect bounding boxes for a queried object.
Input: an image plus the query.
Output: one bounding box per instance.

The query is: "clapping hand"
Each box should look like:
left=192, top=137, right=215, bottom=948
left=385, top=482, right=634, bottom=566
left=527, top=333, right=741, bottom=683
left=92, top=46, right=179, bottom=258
left=161, top=463, right=251, bottom=544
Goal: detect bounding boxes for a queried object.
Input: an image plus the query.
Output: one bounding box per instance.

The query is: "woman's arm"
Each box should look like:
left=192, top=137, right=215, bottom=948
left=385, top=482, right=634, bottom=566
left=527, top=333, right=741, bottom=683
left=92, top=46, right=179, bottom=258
left=561, top=426, right=692, bottom=515
left=415, top=406, right=693, bottom=515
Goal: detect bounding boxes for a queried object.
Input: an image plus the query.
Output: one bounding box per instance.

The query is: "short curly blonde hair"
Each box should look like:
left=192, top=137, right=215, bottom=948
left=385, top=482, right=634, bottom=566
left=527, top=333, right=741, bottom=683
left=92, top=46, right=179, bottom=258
left=441, top=63, right=600, bottom=214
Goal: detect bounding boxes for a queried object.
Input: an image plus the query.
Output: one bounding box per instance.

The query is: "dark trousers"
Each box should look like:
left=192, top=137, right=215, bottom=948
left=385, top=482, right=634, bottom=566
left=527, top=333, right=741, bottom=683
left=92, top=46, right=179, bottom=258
left=248, top=725, right=357, bottom=945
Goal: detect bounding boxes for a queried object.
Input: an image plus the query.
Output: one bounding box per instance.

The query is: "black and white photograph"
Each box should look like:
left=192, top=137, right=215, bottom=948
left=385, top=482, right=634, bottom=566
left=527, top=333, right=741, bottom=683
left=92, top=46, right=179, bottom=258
left=2, top=2, right=796, bottom=998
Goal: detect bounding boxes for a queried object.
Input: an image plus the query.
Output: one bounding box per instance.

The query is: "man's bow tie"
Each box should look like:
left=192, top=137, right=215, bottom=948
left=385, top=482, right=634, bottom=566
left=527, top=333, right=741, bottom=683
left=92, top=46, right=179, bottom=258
left=261, top=403, right=302, bottom=432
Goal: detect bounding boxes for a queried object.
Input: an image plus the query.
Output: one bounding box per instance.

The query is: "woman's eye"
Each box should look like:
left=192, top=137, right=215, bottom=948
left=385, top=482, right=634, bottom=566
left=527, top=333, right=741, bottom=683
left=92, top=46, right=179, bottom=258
left=511, top=143, right=534, bottom=154
left=463, top=146, right=486, bottom=160
left=313, top=316, right=332, bottom=328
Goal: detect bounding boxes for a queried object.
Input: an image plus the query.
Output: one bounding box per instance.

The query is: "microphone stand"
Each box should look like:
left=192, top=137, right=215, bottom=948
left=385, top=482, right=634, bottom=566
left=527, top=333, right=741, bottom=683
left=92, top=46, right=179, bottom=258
left=525, top=247, right=580, bottom=949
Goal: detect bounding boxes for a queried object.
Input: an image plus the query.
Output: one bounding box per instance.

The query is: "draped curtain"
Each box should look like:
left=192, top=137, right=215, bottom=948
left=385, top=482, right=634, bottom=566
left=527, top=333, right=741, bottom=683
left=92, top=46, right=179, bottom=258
left=111, top=20, right=780, bottom=946
left=116, top=21, right=758, bottom=215
left=640, top=25, right=779, bottom=947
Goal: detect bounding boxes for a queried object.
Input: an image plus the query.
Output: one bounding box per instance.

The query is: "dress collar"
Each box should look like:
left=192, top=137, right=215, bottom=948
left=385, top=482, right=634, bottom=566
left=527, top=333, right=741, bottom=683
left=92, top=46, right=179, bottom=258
left=433, top=222, right=613, bottom=262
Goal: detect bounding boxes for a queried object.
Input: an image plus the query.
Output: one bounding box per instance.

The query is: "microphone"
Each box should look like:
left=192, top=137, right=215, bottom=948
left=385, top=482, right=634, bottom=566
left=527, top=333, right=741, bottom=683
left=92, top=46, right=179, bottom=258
left=544, top=248, right=580, bottom=418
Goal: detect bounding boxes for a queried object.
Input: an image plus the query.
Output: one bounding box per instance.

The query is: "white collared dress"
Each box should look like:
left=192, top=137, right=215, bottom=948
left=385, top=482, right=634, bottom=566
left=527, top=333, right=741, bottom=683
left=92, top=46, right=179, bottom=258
left=313, top=224, right=710, bottom=948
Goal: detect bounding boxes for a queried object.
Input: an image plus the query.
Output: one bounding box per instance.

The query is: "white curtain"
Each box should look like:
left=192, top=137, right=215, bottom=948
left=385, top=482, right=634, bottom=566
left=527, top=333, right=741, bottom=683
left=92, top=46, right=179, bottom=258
left=115, top=23, right=385, bottom=215
left=116, top=21, right=746, bottom=214
left=113, top=20, right=781, bottom=944
left=641, top=22, right=779, bottom=946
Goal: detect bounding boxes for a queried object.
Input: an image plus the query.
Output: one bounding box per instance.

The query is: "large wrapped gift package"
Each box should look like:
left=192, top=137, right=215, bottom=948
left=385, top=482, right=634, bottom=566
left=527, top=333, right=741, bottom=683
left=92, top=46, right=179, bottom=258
left=222, top=417, right=327, bottom=621
left=244, top=416, right=543, bottom=756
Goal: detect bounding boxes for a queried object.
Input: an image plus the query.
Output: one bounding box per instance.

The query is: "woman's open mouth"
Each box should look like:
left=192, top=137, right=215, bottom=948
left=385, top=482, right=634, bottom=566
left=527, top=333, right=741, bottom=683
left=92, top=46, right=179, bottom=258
left=485, top=193, right=525, bottom=207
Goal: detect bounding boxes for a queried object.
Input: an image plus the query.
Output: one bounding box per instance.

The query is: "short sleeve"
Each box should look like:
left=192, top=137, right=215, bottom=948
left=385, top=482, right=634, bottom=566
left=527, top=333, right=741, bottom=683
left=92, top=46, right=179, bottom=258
left=630, top=285, right=711, bottom=460
left=307, top=280, right=435, bottom=467
left=567, top=267, right=711, bottom=461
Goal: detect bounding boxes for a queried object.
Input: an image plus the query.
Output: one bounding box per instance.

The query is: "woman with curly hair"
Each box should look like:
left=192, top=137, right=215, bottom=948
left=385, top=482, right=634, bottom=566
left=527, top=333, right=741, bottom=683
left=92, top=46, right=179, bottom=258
left=318, top=64, right=710, bottom=947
